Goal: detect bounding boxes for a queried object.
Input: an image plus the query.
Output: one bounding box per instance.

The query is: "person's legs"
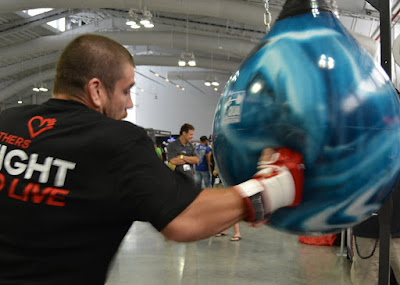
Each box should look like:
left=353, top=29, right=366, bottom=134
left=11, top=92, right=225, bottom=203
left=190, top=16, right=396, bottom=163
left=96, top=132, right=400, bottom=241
left=230, top=223, right=241, bottom=241
left=350, top=236, right=379, bottom=285
left=202, top=171, right=212, bottom=188
left=194, top=171, right=202, bottom=190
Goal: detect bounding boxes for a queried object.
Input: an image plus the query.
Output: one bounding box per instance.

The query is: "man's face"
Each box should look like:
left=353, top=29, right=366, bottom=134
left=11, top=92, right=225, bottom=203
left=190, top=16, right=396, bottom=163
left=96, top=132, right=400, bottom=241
left=183, top=130, right=194, bottom=143
left=103, top=64, right=135, bottom=120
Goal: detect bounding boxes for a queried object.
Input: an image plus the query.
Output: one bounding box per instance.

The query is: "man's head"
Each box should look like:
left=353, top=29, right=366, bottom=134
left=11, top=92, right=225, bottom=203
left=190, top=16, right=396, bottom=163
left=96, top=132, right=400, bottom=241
left=52, top=34, right=136, bottom=120
left=200, top=136, right=209, bottom=145
left=179, top=123, right=195, bottom=143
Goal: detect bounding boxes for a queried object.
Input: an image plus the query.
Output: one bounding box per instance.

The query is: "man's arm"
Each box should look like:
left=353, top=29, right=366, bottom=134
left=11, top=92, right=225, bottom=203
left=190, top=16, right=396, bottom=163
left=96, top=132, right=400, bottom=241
left=167, top=142, right=186, bottom=166
left=181, top=155, right=199, bottom=165
left=161, top=187, right=244, bottom=242
left=205, top=152, right=212, bottom=172
left=169, top=155, right=187, bottom=166
left=161, top=147, right=304, bottom=242
left=182, top=143, right=199, bottom=164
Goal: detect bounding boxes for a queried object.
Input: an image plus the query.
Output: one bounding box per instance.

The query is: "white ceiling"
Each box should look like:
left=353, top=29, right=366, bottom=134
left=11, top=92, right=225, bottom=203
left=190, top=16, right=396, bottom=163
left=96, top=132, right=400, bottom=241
left=0, top=0, right=397, bottom=108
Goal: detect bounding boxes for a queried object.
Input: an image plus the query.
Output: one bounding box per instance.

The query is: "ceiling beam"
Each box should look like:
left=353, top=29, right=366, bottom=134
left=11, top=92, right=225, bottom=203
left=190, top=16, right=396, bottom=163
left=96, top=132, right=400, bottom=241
left=0, top=0, right=276, bottom=28
left=0, top=28, right=255, bottom=60
left=0, top=52, right=60, bottom=79
left=0, top=9, right=70, bottom=37
left=0, top=54, right=240, bottom=103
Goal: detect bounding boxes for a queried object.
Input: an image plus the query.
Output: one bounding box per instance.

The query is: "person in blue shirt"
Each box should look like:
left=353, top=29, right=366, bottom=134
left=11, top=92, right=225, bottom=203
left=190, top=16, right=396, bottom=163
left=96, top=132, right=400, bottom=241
left=195, top=136, right=212, bottom=190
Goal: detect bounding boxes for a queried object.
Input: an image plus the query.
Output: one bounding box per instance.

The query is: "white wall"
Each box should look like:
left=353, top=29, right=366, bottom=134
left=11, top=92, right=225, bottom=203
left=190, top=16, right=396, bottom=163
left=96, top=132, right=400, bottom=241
left=125, top=66, right=222, bottom=140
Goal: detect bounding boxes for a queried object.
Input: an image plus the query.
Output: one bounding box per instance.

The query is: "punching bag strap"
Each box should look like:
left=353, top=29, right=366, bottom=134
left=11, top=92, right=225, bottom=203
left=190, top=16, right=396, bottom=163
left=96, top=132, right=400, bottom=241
left=277, top=0, right=334, bottom=21
left=264, top=0, right=272, bottom=33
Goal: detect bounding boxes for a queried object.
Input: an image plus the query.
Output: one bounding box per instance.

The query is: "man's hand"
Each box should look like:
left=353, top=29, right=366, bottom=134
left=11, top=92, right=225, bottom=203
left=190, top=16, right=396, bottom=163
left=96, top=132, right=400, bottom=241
left=234, top=147, right=304, bottom=223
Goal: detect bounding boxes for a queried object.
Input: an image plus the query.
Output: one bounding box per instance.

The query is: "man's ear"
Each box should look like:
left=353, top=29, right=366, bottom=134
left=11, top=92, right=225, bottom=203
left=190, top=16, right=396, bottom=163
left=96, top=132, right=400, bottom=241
left=87, top=78, right=104, bottom=108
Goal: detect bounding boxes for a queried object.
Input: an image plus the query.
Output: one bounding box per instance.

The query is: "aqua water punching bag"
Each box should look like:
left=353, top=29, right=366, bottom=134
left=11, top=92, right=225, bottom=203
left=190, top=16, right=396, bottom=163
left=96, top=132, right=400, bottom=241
left=212, top=0, right=400, bottom=234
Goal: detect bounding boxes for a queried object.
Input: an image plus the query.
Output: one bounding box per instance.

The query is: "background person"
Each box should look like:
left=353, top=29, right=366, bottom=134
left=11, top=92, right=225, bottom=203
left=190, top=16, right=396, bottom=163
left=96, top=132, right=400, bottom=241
left=195, top=135, right=212, bottom=190
left=167, top=123, right=199, bottom=182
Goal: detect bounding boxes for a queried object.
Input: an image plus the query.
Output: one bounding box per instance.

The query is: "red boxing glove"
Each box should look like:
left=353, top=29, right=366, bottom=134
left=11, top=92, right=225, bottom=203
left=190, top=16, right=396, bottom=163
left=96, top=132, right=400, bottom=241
left=234, top=147, right=304, bottom=223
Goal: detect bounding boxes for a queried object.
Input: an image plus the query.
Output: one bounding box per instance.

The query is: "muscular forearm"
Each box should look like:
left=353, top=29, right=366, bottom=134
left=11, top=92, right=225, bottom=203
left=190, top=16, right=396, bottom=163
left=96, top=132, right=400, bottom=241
left=161, top=187, right=245, bottom=242
left=169, top=156, right=186, bottom=165
left=170, top=155, right=199, bottom=166
left=183, top=155, right=199, bottom=164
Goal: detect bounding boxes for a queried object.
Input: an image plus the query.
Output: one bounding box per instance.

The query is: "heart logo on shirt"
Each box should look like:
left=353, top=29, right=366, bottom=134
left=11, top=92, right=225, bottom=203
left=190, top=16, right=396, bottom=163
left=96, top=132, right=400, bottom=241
left=28, top=116, right=57, bottom=138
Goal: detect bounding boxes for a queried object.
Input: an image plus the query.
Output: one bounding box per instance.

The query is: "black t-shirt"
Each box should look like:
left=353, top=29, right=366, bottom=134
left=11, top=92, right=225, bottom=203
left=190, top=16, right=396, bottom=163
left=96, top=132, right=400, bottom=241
left=0, top=99, right=200, bottom=285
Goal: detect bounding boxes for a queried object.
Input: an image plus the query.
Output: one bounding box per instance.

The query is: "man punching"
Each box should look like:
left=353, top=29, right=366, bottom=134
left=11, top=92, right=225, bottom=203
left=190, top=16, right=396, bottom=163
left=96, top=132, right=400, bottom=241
left=0, top=34, right=304, bottom=285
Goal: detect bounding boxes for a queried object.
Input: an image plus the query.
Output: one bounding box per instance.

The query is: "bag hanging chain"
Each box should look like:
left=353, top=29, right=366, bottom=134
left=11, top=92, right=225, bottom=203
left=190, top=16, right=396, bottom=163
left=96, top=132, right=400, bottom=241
left=354, top=235, right=379, bottom=259
left=264, top=0, right=271, bottom=33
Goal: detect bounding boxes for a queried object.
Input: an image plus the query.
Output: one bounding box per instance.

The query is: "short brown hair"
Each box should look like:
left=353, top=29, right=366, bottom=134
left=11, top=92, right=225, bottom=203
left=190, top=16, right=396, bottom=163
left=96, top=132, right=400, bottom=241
left=53, top=34, right=135, bottom=98
left=180, top=123, right=194, bottom=135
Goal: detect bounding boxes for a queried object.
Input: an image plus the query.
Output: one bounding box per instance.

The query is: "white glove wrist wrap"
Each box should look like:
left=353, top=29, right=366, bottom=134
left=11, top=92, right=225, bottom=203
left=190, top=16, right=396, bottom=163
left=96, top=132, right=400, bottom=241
left=236, top=168, right=296, bottom=216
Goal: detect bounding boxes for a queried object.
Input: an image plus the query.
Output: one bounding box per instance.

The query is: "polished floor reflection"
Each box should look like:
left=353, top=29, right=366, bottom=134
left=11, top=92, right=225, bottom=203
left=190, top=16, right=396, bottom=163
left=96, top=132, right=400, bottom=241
left=106, top=222, right=352, bottom=285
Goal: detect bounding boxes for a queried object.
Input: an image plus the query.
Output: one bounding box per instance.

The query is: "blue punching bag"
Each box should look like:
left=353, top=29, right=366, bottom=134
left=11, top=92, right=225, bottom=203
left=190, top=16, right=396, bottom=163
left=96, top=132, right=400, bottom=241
left=212, top=0, right=400, bottom=234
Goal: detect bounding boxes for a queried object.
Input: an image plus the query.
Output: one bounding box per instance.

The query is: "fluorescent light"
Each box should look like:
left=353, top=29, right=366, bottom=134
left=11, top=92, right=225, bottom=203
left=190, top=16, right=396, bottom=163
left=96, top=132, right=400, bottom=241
left=211, top=81, right=219, bottom=86
left=188, top=53, right=196, bottom=66
left=143, top=22, right=154, bottom=28
left=33, top=87, right=40, bottom=92
left=126, top=20, right=137, bottom=26
left=204, top=81, right=211, bottom=87
left=188, top=59, right=196, bottom=66
left=130, top=23, right=141, bottom=29
left=178, top=59, right=186, bottom=67
left=140, top=18, right=150, bottom=26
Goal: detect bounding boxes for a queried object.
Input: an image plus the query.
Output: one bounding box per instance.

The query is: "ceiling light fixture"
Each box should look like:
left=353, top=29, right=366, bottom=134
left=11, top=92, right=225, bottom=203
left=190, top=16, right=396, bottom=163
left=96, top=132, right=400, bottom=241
left=178, top=16, right=197, bottom=67
left=139, top=18, right=150, bottom=26
left=126, top=9, right=140, bottom=29
left=178, top=52, right=196, bottom=67
left=187, top=53, right=196, bottom=67
left=39, top=83, right=48, bottom=92
left=127, top=8, right=154, bottom=29
left=140, top=9, right=154, bottom=28
left=178, top=53, right=186, bottom=67
left=204, top=75, right=219, bottom=87
left=211, top=77, right=219, bottom=86
left=143, top=20, right=154, bottom=28
left=32, top=83, right=48, bottom=92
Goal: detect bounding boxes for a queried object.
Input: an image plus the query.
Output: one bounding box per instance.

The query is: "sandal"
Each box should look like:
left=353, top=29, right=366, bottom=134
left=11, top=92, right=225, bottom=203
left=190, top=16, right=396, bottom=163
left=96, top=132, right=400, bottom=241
left=215, top=232, right=228, bottom=237
left=230, top=236, right=242, bottom=241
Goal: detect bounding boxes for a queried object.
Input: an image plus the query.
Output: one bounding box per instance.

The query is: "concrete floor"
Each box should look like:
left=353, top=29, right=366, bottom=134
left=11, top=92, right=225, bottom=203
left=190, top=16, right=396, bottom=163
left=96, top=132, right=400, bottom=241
left=105, top=221, right=352, bottom=285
